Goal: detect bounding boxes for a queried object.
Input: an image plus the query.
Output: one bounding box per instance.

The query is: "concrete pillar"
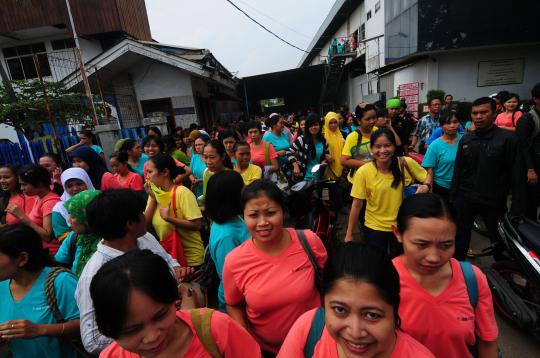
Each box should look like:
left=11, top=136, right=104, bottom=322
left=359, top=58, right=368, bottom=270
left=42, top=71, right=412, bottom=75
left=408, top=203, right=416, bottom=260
left=94, top=123, right=121, bottom=159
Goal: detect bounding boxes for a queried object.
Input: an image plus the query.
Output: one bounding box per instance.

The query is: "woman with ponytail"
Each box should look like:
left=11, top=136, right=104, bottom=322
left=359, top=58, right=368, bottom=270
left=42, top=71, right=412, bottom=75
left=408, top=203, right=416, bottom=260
left=344, top=128, right=430, bottom=253
left=0, top=224, right=80, bottom=357
left=144, top=154, right=205, bottom=267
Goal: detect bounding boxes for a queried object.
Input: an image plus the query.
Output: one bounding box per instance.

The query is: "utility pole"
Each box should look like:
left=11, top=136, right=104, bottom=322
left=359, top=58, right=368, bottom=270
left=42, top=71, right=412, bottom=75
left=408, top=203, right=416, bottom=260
left=65, top=0, right=98, bottom=126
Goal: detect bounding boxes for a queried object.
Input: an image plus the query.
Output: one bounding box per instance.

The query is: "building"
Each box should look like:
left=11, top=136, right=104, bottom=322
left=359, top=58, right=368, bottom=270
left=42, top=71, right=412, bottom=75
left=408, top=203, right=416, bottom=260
left=300, top=0, right=540, bottom=115
left=0, top=0, right=238, bottom=142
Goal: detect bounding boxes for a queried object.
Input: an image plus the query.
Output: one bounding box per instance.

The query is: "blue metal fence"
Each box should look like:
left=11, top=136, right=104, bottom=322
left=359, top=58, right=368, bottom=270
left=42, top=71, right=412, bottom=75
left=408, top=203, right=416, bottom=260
left=0, top=124, right=147, bottom=167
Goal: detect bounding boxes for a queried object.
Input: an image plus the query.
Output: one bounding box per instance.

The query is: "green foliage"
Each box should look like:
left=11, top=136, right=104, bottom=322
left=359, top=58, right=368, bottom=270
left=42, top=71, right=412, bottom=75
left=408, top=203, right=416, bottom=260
left=0, top=80, right=99, bottom=131
left=426, top=89, right=445, bottom=104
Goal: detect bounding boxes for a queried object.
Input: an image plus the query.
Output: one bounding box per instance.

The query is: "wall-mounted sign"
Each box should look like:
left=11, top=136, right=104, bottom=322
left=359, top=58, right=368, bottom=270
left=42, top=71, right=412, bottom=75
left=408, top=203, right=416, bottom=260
left=174, top=107, right=196, bottom=115
left=477, top=58, right=524, bottom=87
left=398, top=82, right=419, bottom=118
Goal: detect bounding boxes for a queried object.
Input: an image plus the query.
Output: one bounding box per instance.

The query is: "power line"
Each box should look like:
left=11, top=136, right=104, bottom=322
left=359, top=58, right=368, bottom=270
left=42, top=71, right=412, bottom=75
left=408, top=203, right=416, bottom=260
left=224, top=0, right=309, bottom=54
left=234, top=0, right=311, bottom=39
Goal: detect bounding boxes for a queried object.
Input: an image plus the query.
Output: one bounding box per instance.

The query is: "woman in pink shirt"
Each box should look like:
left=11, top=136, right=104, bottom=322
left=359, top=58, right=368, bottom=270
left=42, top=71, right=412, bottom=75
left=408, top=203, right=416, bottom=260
left=223, top=179, right=327, bottom=355
left=279, top=242, right=434, bottom=358
left=91, top=249, right=261, bottom=358
left=392, top=193, right=499, bottom=358
left=0, top=165, right=35, bottom=226
left=495, top=93, right=522, bottom=132
left=6, top=165, right=60, bottom=255
left=247, top=121, right=279, bottom=174
left=102, top=151, right=143, bottom=191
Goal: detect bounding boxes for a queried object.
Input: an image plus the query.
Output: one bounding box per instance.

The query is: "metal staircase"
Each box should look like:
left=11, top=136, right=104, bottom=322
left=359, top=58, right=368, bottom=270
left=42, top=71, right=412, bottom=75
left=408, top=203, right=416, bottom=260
left=320, top=53, right=350, bottom=103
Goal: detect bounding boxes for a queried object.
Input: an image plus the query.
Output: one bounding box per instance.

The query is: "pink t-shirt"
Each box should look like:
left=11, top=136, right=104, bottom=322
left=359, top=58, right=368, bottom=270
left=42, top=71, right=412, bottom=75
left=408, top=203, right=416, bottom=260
left=6, top=194, right=36, bottom=225
left=100, top=309, right=262, bottom=358
left=495, top=111, right=523, bottom=128
left=101, top=172, right=143, bottom=191
left=223, top=229, right=327, bottom=353
left=278, top=308, right=434, bottom=358
left=249, top=140, right=277, bottom=168
left=393, top=257, right=498, bottom=358
left=28, top=192, right=61, bottom=255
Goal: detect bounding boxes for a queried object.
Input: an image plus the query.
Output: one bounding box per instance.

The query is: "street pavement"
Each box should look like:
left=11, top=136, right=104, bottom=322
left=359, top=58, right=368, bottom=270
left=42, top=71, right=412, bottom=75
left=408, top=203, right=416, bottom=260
left=469, top=231, right=540, bottom=357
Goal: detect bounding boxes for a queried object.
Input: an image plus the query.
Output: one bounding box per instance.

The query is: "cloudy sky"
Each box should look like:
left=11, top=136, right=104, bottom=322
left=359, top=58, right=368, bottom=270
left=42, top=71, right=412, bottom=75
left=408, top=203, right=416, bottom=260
left=146, top=0, right=333, bottom=77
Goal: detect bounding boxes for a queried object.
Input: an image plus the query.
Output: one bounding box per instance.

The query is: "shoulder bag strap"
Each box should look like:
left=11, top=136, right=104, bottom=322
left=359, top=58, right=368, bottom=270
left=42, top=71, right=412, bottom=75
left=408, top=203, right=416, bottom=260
left=296, top=230, right=322, bottom=292
left=264, top=141, right=271, bottom=165
left=190, top=309, right=222, bottom=358
left=45, top=267, right=74, bottom=323
left=459, top=261, right=478, bottom=309
left=171, top=185, right=178, bottom=219
left=304, top=307, right=326, bottom=358
left=399, top=157, right=406, bottom=188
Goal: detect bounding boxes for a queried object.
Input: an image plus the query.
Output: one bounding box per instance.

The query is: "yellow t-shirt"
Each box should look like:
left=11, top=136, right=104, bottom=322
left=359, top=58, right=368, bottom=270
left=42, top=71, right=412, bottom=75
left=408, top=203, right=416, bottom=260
left=146, top=185, right=204, bottom=266
left=351, top=157, right=427, bottom=232
left=342, top=130, right=376, bottom=183
left=236, top=164, right=262, bottom=186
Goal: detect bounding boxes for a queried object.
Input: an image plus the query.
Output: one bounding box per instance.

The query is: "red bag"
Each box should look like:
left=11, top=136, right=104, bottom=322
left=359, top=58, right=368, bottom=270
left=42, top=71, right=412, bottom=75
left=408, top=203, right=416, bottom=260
left=160, top=186, right=188, bottom=267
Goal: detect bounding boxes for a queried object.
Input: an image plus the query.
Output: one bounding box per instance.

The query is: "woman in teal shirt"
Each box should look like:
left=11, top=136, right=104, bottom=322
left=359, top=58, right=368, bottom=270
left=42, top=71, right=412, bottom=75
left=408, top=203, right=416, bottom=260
left=205, top=170, right=250, bottom=310
left=120, top=139, right=148, bottom=177
left=263, top=114, right=292, bottom=179
left=422, top=110, right=462, bottom=202
left=188, top=135, right=210, bottom=197
left=0, top=224, right=80, bottom=358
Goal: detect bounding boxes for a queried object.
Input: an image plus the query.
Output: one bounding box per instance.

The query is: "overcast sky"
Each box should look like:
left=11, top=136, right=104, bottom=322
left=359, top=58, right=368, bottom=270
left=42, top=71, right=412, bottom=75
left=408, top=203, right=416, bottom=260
left=145, top=0, right=333, bottom=78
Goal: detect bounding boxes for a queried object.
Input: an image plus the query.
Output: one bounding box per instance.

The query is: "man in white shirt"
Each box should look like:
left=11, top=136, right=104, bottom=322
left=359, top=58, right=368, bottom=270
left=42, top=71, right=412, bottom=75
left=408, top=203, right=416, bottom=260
left=75, top=189, right=192, bottom=355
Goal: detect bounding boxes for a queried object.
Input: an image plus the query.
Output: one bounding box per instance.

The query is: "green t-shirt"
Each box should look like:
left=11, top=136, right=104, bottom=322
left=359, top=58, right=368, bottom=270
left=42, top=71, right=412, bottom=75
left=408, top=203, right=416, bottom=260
left=342, top=130, right=373, bottom=183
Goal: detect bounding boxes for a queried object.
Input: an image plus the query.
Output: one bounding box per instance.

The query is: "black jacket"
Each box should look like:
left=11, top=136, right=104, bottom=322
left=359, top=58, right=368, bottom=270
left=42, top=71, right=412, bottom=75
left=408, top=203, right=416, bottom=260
left=450, top=125, right=525, bottom=215
left=515, top=107, right=540, bottom=171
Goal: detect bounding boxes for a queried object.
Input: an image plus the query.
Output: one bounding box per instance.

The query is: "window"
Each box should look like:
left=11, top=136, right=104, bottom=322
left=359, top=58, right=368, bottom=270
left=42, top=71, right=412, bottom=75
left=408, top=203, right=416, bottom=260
left=51, top=38, right=76, bottom=51
left=367, top=10, right=372, bottom=20
left=360, top=23, right=366, bottom=41
left=375, top=1, right=381, bottom=13
left=2, top=42, right=51, bottom=80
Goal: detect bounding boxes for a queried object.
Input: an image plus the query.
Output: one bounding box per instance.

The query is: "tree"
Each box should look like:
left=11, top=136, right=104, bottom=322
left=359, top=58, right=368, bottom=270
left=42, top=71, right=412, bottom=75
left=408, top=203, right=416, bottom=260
left=0, top=79, right=98, bottom=132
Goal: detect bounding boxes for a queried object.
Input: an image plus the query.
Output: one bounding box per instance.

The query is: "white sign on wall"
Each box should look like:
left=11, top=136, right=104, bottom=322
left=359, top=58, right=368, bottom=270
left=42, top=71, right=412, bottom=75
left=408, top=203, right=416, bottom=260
left=477, top=58, right=524, bottom=87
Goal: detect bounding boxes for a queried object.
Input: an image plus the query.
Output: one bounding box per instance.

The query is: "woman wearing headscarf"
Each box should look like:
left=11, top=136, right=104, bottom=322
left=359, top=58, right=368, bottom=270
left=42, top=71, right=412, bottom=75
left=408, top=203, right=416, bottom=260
left=54, top=190, right=102, bottom=276
left=70, top=146, right=109, bottom=189
left=323, top=112, right=345, bottom=180
left=52, top=168, right=95, bottom=242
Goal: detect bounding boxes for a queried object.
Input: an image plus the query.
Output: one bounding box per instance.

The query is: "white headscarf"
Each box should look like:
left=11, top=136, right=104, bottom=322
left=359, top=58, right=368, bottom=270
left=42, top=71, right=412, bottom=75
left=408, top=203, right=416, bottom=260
left=60, top=168, right=95, bottom=201
left=53, top=168, right=95, bottom=222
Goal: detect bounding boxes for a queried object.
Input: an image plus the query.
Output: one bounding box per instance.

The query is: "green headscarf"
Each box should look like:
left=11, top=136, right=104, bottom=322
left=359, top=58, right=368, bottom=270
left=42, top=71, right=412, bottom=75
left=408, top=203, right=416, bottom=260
left=65, top=189, right=102, bottom=276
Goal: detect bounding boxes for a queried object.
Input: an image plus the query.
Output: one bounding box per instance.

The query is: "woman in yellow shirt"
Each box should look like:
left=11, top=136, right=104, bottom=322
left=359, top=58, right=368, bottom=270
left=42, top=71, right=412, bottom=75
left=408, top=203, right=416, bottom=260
left=144, top=153, right=205, bottom=267
left=345, top=128, right=431, bottom=255
left=340, top=104, right=378, bottom=183
left=233, top=141, right=262, bottom=186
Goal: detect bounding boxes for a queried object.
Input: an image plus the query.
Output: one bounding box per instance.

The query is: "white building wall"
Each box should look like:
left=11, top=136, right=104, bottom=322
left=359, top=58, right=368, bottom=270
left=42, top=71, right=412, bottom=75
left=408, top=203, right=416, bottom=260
left=0, top=35, right=103, bottom=82
left=130, top=62, right=197, bottom=127
left=436, top=46, right=540, bottom=102
left=364, top=0, right=385, bottom=71
left=388, top=45, right=540, bottom=103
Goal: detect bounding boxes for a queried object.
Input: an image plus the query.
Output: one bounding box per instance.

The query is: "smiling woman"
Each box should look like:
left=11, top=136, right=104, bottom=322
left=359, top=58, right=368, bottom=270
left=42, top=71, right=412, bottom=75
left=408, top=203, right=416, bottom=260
left=222, top=179, right=327, bottom=355
left=278, top=242, right=434, bottom=358
left=91, top=249, right=261, bottom=358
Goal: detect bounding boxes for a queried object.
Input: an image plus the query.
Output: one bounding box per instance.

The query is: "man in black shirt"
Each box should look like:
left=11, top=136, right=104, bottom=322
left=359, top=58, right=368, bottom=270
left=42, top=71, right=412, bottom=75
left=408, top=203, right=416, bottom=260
left=516, top=83, right=540, bottom=221
left=450, top=97, right=525, bottom=260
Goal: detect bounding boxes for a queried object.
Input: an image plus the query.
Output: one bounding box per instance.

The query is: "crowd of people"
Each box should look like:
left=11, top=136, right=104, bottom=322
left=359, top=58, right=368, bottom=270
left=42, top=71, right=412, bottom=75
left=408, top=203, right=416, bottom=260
left=0, top=81, right=539, bottom=358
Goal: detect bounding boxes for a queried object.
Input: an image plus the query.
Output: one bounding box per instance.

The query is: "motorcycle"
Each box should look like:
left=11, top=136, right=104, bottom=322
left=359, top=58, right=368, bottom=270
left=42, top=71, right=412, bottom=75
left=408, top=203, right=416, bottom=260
left=287, top=164, right=337, bottom=253
left=483, top=213, right=540, bottom=340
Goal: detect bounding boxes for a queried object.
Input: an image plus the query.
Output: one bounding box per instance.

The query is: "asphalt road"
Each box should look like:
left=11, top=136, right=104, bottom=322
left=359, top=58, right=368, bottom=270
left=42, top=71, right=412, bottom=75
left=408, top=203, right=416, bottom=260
left=469, top=231, right=540, bottom=357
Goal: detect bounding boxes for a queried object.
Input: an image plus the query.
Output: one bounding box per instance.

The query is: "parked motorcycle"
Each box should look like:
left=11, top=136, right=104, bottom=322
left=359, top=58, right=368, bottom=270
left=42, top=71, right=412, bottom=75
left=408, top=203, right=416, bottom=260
left=483, top=213, right=540, bottom=340
left=287, top=164, right=337, bottom=252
